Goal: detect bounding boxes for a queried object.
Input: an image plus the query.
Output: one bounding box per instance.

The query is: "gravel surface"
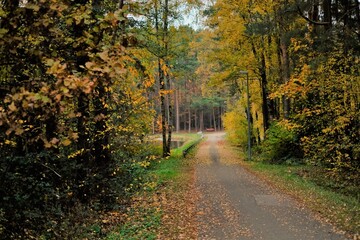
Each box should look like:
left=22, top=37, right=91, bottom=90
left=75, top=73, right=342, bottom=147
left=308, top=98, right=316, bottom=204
left=194, top=132, right=348, bottom=240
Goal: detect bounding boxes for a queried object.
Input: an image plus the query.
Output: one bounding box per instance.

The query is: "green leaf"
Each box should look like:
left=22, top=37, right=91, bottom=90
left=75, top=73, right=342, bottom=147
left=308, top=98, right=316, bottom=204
left=0, top=8, right=7, bottom=18
left=25, top=3, right=40, bottom=12
left=0, top=28, right=9, bottom=38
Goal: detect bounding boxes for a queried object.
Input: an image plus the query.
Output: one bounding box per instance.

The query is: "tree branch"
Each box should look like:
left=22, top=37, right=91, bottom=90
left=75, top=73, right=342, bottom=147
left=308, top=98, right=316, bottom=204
left=297, top=5, right=331, bottom=26
left=40, top=163, right=62, bottom=178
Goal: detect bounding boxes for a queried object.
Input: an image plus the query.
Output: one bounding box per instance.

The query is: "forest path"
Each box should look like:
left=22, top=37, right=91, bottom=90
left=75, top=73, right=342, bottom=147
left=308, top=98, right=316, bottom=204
left=194, top=132, right=347, bottom=240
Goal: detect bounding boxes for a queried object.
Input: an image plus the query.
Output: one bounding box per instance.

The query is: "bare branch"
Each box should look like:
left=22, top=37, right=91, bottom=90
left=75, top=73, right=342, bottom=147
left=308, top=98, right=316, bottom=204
left=296, top=5, right=331, bottom=26
left=40, top=163, right=62, bottom=178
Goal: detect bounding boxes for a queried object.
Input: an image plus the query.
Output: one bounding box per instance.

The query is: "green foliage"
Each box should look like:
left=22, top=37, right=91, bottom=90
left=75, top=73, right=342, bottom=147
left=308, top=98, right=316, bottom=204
left=258, top=122, right=303, bottom=164
left=152, top=133, right=201, bottom=183
left=108, top=207, right=161, bottom=240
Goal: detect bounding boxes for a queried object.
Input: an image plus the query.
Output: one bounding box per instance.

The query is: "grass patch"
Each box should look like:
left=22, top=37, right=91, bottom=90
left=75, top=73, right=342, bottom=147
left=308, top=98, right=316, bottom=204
left=152, top=133, right=202, bottom=183
left=242, top=161, right=360, bottom=237
left=106, top=133, right=201, bottom=239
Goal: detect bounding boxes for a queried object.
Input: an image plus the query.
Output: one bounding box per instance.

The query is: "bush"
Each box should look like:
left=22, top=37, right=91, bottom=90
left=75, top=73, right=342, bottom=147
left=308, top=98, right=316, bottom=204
left=300, top=114, right=360, bottom=184
left=259, top=122, right=303, bottom=164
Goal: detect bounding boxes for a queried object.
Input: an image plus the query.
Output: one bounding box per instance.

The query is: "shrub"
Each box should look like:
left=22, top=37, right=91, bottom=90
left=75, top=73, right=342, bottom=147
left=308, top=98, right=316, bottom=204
left=259, top=122, right=303, bottom=164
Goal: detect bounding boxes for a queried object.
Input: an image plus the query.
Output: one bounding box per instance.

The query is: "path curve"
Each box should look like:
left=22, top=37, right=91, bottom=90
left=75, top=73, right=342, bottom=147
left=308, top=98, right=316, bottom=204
left=194, top=132, right=348, bottom=240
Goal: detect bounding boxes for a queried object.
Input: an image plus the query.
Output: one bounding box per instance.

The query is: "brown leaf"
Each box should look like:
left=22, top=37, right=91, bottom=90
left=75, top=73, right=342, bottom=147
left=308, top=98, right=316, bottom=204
left=8, top=102, right=17, bottom=112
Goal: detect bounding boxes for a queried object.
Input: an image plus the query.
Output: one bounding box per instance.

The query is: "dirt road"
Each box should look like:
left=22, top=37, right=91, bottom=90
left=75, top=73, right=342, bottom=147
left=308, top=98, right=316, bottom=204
left=194, top=132, right=347, bottom=240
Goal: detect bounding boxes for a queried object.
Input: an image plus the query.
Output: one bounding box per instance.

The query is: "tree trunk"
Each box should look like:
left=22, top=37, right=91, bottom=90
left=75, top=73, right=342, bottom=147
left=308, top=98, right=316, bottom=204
left=323, top=0, right=332, bottom=29
left=188, top=108, right=191, bottom=132
left=250, top=37, right=270, bottom=131
left=175, top=89, right=180, bottom=133
left=92, top=82, right=110, bottom=166
left=194, top=110, right=198, bottom=131
left=279, top=39, right=291, bottom=118
left=155, top=0, right=169, bottom=157
left=335, top=0, right=339, bottom=21
left=343, top=0, right=349, bottom=27
left=164, top=0, right=172, bottom=156
left=260, top=52, right=270, bottom=132
left=212, top=108, right=217, bottom=131
left=166, top=76, right=172, bottom=153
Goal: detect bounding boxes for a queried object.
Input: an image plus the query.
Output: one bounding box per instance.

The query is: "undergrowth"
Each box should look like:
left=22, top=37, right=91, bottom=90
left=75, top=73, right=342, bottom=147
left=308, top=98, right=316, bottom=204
left=105, top=133, right=202, bottom=239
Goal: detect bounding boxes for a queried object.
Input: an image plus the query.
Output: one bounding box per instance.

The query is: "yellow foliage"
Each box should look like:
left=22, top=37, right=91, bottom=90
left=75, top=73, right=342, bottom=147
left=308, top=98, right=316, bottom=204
left=62, top=138, right=71, bottom=146
left=223, top=101, right=248, bottom=146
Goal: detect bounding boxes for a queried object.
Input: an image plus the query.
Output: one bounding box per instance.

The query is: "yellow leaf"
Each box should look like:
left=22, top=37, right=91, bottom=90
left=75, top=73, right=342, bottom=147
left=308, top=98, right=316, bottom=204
left=44, top=141, right=52, bottom=148
left=71, top=132, right=79, bottom=140
left=15, top=128, right=24, bottom=135
left=62, top=138, right=71, bottom=146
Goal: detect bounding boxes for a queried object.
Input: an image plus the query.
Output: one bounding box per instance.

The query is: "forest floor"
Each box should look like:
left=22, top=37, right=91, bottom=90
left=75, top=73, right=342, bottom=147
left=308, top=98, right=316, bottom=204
left=192, top=132, right=349, bottom=239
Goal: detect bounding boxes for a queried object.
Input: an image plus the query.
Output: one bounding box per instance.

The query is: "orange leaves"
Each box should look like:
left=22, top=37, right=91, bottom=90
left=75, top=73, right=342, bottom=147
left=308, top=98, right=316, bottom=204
left=270, top=64, right=311, bottom=100
left=85, top=49, right=128, bottom=80
left=0, top=77, right=89, bottom=149
left=85, top=61, right=96, bottom=70
left=98, top=51, right=109, bottom=62
left=144, top=76, right=155, bottom=88
left=103, top=12, right=120, bottom=27
left=62, top=76, right=95, bottom=94
left=49, top=1, right=68, bottom=13
left=44, top=138, right=60, bottom=149
left=44, top=58, right=97, bottom=96
left=71, top=4, right=93, bottom=25
left=270, top=80, right=306, bottom=99
left=0, top=0, right=153, bottom=158
left=1, top=93, right=49, bottom=139
left=62, top=138, right=72, bottom=147
left=159, top=89, right=173, bottom=96
left=45, top=59, right=67, bottom=75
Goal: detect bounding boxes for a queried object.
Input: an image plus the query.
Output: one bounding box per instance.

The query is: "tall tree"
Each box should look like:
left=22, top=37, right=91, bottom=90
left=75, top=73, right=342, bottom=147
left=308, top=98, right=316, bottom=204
left=0, top=0, right=155, bottom=237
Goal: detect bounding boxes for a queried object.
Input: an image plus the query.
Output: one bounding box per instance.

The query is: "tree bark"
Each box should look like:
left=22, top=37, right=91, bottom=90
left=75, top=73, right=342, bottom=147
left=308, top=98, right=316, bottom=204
left=323, top=0, right=332, bottom=30
left=200, top=110, right=204, bottom=131
left=194, top=110, right=198, bottom=131
left=155, top=0, right=169, bottom=157
left=279, top=39, right=291, bottom=118
left=164, top=0, right=172, bottom=156
left=260, top=51, right=270, bottom=132
left=175, top=89, right=180, bottom=133
left=188, top=108, right=191, bottom=132
left=212, top=108, right=217, bottom=131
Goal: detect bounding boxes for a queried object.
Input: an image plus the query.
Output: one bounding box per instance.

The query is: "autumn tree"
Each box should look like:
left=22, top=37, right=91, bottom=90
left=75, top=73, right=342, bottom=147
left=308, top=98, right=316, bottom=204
left=281, top=0, right=360, bottom=180
left=198, top=0, right=360, bottom=184
left=0, top=0, right=155, bottom=238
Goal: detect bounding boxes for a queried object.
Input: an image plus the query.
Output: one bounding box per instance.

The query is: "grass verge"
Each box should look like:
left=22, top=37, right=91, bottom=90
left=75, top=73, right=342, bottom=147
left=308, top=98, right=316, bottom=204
left=106, top=133, right=201, bottom=239
left=153, top=133, right=202, bottom=183
left=241, top=160, right=360, bottom=238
